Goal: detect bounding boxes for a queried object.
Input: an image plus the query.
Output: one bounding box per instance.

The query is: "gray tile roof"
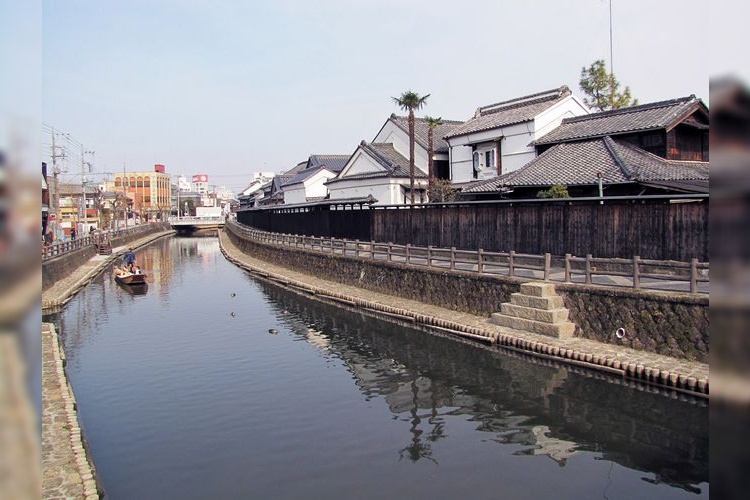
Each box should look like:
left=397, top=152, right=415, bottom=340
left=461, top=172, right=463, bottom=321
left=308, top=154, right=350, bottom=173
left=389, top=115, right=463, bottom=153
left=444, top=86, right=572, bottom=139
left=463, top=136, right=709, bottom=192
left=534, top=95, right=706, bottom=145
left=327, top=142, right=426, bottom=184
left=281, top=165, right=333, bottom=187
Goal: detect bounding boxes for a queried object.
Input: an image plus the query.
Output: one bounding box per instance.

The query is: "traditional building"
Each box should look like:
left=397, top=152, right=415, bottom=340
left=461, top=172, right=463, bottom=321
left=281, top=154, right=349, bottom=204
left=327, top=141, right=427, bottom=205
left=444, top=86, right=589, bottom=183
left=461, top=95, right=709, bottom=199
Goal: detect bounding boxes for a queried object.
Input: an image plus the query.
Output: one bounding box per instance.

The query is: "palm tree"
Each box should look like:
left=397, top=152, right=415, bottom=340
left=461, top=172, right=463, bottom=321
left=392, top=90, right=430, bottom=204
left=424, top=116, right=443, bottom=193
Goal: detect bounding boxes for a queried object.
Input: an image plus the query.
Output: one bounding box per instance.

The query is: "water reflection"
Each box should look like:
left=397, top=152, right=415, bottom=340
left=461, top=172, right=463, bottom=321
left=50, top=236, right=708, bottom=499
left=258, top=281, right=708, bottom=494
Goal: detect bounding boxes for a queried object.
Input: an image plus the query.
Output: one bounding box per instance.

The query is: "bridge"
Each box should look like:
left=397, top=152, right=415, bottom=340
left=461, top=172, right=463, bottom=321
left=168, top=216, right=226, bottom=232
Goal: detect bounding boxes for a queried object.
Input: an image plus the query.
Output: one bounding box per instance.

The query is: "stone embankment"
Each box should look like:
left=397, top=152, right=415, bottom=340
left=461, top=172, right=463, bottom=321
left=42, top=228, right=174, bottom=499
left=220, top=227, right=709, bottom=399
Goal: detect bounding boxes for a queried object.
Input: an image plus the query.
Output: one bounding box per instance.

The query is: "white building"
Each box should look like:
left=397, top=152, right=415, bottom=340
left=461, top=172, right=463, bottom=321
left=327, top=141, right=427, bottom=205
left=444, top=86, right=589, bottom=183
left=280, top=154, right=349, bottom=205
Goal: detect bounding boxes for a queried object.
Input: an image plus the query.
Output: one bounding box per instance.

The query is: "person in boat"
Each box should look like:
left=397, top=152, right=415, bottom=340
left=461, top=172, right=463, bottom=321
left=134, top=266, right=142, bottom=275
left=123, top=248, right=136, bottom=272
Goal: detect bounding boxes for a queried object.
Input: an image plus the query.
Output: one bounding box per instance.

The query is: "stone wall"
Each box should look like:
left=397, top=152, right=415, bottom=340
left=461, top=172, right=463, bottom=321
left=42, top=246, right=97, bottom=292
left=556, top=285, right=708, bottom=362
left=226, top=229, right=709, bottom=362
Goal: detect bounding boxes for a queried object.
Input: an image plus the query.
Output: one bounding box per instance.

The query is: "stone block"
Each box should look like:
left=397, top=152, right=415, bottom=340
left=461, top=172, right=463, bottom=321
left=500, top=303, right=569, bottom=323
left=520, top=282, right=556, bottom=297
left=509, top=293, right=563, bottom=310
left=490, top=313, right=575, bottom=338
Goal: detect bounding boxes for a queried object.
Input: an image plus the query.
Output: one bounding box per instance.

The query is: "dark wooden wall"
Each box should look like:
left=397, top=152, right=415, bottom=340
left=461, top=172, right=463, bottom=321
left=237, top=199, right=708, bottom=261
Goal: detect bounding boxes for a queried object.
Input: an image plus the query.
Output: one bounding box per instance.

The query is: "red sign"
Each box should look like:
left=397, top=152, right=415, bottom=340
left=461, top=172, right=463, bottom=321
left=192, top=174, right=208, bottom=183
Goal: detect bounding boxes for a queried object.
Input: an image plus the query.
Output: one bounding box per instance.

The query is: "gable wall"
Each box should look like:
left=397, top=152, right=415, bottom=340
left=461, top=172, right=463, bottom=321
left=374, top=121, right=429, bottom=172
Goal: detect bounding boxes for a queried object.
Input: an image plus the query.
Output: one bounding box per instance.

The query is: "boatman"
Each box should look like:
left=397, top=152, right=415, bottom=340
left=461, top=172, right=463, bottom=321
left=123, top=248, right=136, bottom=272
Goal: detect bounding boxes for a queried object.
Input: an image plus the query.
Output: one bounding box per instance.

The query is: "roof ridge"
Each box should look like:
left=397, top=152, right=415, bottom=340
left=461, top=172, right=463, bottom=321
left=391, top=114, right=464, bottom=124
left=477, top=85, right=570, bottom=116
left=602, top=136, right=635, bottom=180
left=561, top=95, right=697, bottom=124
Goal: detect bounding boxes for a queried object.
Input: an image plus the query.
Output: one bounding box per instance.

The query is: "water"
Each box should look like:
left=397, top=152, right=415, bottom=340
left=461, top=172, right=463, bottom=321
left=46, top=236, right=708, bottom=499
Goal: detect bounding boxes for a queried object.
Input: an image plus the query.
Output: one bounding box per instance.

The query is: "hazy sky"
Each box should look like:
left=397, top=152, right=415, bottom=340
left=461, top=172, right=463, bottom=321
left=42, top=0, right=709, bottom=192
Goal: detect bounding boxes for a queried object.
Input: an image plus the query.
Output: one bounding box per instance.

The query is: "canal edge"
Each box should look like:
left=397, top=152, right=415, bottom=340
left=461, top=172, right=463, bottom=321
left=42, top=322, right=102, bottom=499
left=217, top=229, right=708, bottom=400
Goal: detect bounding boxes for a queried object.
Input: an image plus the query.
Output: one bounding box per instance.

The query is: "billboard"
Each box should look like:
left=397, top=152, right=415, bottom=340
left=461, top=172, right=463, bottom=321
left=192, top=174, right=208, bottom=183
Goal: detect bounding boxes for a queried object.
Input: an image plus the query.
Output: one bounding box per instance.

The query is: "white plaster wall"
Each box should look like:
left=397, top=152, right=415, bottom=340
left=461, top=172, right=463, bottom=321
left=329, top=180, right=398, bottom=205
left=303, top=170, right=336, bottom=199
left=534, top=96, right=589, bottom=139
left=283, top=185, right=307, bottom=205
left=344, top=151, right=386, bottom=176
left=374, top=120, right=428, bottom=173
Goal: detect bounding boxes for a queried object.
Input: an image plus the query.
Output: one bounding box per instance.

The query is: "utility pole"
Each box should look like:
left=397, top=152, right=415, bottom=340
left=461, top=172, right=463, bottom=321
left=49, top=128, right=66, bottom=237
left=123, top=162, right=128, bottom=229
left=80, top=147, right=95, bottom=234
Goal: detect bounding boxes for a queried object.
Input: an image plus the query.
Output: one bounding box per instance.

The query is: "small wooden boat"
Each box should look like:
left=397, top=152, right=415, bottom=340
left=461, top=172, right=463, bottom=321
left=114, top=267, right=147, bottom=285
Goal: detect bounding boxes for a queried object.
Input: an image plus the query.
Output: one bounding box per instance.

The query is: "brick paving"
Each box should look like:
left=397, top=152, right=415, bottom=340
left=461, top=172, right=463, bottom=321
left=218, top=229, right=709, bottom=398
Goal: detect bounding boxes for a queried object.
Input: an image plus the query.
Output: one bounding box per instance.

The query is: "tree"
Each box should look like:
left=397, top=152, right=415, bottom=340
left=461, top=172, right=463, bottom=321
left=579, top=59, right=638, bottom=111
left=537, top=184, right=570, bottom=199
left=424, top=115, right=443, bottom=191
left=392, top=90, right=430, bottom=203
left=428, top=179, right=458, bottom=203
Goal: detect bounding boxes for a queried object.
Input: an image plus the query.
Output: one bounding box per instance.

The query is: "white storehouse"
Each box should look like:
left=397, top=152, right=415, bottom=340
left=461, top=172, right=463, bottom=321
left=280, top=154, right=349, bottom=205
left=327, top=141, right=427, bottom=205
left=444, top=86, right=589, bottom=183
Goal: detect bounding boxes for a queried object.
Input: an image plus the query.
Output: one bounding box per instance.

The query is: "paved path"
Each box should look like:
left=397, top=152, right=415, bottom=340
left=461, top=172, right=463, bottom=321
left=219, top=229, right=709, bottom=398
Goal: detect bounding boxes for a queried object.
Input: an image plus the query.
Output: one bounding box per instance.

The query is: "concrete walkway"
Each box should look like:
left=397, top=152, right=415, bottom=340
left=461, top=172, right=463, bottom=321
left=219, top=229, right=709, bottom=399
left=41, top=229, right=173, bottom=499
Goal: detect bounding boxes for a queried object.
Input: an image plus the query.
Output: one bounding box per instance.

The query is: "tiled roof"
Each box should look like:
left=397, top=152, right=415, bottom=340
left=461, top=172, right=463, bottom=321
left=308, top=154, right=350, bottom=173
left=327, top=142, right=426, bottom=184
left=444, top=86, right=572, bottom=139
left=534, top=95, right=706, bottom=145
left=281, top=165, right=332, bottom=187
left=463, top=136, right=709, bottom=192
left=389, top=115, right=463, bottom=153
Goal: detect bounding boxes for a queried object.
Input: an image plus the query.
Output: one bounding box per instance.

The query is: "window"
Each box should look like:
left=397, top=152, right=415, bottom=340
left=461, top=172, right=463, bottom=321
left=472, top=152, right=480, bottom=179
left=485, top=150, right=495, bottom=170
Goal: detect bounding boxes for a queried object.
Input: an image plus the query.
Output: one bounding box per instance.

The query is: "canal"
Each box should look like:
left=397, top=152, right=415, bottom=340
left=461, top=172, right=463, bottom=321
left=45, top=235, right=708, bottom=499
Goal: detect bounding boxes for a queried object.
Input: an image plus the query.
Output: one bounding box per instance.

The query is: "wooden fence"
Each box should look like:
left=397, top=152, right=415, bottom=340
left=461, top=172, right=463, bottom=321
left=227, top=220, right=709, bottom=294
left=237, top=195, right=708, bottom=261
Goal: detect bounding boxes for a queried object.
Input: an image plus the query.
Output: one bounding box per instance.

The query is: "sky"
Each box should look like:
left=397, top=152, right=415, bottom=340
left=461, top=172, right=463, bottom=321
left=39, top=0, right=711, bottom=193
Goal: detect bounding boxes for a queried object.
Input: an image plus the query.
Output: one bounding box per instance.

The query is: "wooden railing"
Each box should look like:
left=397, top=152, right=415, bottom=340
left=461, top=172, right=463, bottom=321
left=227, top=220, right=709, bottom=294
left=42, top=223, right=169, bottom=261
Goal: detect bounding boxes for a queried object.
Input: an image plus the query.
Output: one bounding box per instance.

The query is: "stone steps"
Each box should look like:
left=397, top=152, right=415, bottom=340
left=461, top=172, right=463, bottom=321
left=490, top=282, right=576, bottom=338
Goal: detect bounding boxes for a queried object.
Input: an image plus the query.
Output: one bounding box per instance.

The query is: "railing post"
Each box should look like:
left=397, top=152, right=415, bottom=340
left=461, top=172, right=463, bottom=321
left=355, top=239, right=360, bottom=258
left=387, top=242, right=392, bottom=262
left=478, top=248, right=484, bottom=274
left=585, top=254, right=592, bottom=284
left=543, top=253, right=551, bottom=281
left=370, top=240, right=375, bottom=260
left=564, top=254, right=571, bottom=283
left=450, top=247, right=456, bottom=270
left=427, top=245, right=433, bottom=268
left=690, top=258, right=698, bottom=293
left=406, top=244, right=411, bottom=265
left=633, top=255, right=641, bottom=290
left=331, top=237, right=336, bottom=254
left=509, top=250, right=515, bottom=277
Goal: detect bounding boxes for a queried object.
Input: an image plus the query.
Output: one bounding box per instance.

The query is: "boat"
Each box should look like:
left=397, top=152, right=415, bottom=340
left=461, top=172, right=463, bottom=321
left=114, top=267, right=148, bottom=286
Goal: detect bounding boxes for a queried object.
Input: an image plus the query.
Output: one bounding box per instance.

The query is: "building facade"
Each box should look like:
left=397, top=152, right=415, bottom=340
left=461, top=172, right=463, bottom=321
left=110, top=164, right=172, bottom=221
